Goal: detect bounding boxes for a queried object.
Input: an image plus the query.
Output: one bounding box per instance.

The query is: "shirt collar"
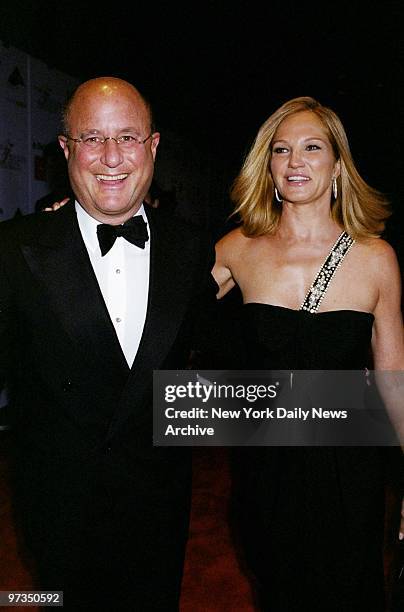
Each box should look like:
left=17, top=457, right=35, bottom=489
left=75, top=201, right=148, bottom=254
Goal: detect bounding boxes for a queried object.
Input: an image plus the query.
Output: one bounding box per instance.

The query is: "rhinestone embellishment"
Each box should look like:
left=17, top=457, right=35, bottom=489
left=300, top=231, right=355, bottom=313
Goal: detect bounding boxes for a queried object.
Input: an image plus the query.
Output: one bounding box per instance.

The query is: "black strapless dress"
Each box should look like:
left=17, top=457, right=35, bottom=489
left=231, top=304, right=388, bottom=611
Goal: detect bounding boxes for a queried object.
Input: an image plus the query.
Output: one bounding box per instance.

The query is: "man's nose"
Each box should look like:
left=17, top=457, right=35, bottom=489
left=100, top=138, right=123, bottom=167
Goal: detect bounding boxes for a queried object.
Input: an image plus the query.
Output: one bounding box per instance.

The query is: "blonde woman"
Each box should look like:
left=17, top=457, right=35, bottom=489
left=213, top=97, right=404, bottom=611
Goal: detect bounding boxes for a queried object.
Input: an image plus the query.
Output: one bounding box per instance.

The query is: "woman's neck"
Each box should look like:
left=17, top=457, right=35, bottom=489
left=277, top=201, right=341, bottom=243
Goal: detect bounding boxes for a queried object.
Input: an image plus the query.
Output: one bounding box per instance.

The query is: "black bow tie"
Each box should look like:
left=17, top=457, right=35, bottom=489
left=96, top=216, right=149, bottom=256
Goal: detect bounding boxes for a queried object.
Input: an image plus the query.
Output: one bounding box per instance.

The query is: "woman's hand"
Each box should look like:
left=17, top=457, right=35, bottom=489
left=400, top=498, right=404, bottom=540
left=43, top=197, right=70, bottom=212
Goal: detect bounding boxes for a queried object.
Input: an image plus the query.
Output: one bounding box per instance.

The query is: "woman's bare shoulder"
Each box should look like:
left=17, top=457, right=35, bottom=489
left=215, top=226, right=252, bottom=257
left=357, top=237, right=401, bottom=282
left=216, top=226, right=245, bottom=246
left=357, top=237, right=398, bottom=262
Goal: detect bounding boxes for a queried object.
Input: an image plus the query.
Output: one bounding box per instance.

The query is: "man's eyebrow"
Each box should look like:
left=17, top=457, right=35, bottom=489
left=117, top=127, right=142, bottom=133
left=80, top=127, right=142, bottom=134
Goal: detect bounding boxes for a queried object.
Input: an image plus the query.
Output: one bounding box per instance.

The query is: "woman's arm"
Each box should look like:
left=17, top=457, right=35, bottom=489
left=371, top=242, right=404, bottom=431
left=370, top=240, right=404, bottom=539
left=371, top=242, right=404, bottom=370
left=212, top=232, right=238, bottom=299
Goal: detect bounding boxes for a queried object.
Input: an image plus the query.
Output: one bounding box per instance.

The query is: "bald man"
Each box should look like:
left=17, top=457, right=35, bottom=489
left=0, top=77, right=215, bottom=610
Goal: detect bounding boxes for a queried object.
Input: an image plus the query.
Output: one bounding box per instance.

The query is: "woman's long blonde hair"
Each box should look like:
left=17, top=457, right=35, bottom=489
left=231, top=97, right=390, bottom=238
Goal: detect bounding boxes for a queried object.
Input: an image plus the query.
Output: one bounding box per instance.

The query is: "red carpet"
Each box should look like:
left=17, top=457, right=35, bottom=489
left=0, top=433, right=400, bottom=611
left=181, top=447, right=257, bottom=611
left=0, top=432, right=38, bottom=611
left=0, top=435, right=256, bottom=611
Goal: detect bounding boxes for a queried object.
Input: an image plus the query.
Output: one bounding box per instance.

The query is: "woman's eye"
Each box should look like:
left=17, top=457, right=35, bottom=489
left=273, top=147, right=288, bottom=154
left=306, top=144, right=321, bottom=151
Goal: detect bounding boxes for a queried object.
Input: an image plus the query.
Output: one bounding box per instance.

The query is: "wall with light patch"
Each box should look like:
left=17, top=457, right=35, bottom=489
left=0, top=40, right=79, bottom=221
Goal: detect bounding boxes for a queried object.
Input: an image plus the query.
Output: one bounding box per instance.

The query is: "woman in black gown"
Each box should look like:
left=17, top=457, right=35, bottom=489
left=213, top=97, right=404, bottom=611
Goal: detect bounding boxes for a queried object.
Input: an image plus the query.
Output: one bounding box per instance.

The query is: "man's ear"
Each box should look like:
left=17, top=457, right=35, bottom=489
left=58, top=135, right=70, bottom=161
left=150, top=133, right=160, bottom=161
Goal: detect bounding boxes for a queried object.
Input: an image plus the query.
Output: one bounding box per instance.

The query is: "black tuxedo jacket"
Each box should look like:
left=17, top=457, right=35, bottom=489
left=0, top=201, right=216, bottom=587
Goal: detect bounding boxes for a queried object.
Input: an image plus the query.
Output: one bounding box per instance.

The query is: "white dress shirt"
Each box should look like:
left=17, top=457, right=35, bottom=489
left=76, top=201, right=150, bottom=367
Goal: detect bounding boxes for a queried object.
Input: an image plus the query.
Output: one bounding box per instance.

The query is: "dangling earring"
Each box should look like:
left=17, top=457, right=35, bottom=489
left=274, top=187, right=283, bottom=203
left=332, top=177, right=338, bottom=199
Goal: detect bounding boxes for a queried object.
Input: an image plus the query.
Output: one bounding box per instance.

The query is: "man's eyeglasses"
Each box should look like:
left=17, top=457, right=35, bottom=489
left=63, top=133, right=153, bottom=149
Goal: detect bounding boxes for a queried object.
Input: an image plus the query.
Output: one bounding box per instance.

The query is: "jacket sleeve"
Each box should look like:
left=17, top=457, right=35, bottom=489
left=189, top=235, right=244, bottom=370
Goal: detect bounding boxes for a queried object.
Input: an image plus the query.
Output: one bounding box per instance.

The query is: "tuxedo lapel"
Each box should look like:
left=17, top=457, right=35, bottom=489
left=21, top=203, right=129, bottom=384
left=109, top=207, right=200, bottom=434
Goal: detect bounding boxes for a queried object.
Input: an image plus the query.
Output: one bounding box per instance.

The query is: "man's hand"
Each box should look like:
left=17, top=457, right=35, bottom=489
left=44, top=197, right=70, bottom=212
left=400, top=498, right=404, bottom=540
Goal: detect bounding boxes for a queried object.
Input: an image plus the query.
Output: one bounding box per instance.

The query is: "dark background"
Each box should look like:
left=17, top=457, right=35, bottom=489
left=0, top=0, right=402, bottom=247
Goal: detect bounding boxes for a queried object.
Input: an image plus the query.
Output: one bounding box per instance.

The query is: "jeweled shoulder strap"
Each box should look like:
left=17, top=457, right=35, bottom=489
left=300, top=231, right=355, bottom=313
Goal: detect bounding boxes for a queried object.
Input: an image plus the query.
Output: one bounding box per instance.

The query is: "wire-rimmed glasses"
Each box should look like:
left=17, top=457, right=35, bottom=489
left=62, top=133, right=153, bottom=150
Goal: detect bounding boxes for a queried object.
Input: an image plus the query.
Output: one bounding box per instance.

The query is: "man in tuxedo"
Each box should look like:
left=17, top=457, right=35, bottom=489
left=0, top=77, right=215, bottom=610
